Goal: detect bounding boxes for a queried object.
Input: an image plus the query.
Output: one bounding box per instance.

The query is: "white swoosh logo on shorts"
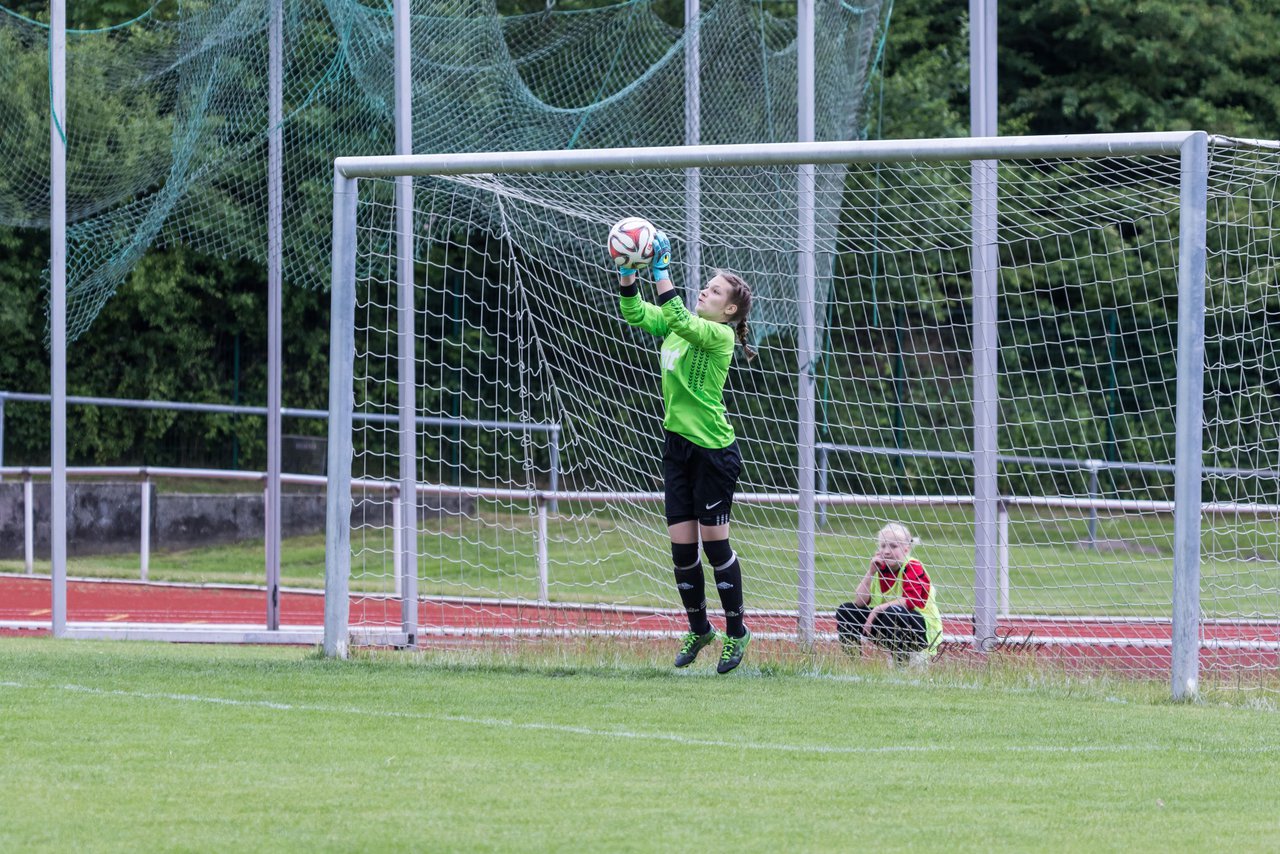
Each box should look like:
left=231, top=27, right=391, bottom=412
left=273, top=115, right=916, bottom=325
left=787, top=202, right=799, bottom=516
left=705, top=501, right=722, bottom=510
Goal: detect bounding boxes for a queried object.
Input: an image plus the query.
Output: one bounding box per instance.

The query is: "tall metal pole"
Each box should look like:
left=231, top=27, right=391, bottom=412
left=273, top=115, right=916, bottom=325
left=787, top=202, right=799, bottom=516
left=969, top=0, right=999, bottom=651
left=265, top=0, right=284, bottom=630
left=683, top=0, right=701, bottom=303
left=394, top=0, right=418, bottom=642
left=971, top=0, right=998, bottom=140
left=1171, top=131, right=1208, bottom=700
left=50, top=0, right=68, bottom=637
left=795, top=0, right=817, bottom=645
left=324, top=170, right=358, bottom=659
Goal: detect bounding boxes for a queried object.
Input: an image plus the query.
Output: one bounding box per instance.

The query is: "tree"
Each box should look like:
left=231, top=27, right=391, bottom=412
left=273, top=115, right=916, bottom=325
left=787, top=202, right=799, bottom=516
left=1002, top=0, right=1280, bottom=136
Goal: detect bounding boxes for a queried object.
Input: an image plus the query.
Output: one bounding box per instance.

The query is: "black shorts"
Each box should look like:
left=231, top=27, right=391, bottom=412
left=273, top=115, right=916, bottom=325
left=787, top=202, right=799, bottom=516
left=663, top=431, right=742, bottom=527
left=835, top=603, right=927, bottom=653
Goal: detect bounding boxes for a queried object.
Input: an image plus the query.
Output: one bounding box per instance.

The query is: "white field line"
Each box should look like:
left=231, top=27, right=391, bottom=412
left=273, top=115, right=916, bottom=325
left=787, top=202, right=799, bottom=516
left=1, top=680, right=1275, bottom=755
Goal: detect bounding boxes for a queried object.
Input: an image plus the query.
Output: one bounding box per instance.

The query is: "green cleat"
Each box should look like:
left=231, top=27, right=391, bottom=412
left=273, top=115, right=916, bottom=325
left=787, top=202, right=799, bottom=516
left=716, top=628, right=752, bottom=674
left=674, top=629, right=718, bottom=668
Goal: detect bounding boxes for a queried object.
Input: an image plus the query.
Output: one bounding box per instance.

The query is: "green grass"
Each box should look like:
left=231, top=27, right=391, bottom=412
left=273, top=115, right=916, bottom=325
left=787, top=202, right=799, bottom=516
left=1, top=637, right=1277, bottom=852
left=3, top=500, right=1277, bottom=617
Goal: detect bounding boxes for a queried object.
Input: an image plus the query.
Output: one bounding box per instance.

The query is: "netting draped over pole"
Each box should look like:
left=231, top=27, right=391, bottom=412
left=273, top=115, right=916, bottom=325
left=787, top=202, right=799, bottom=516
left=0, top=0, right=887, bottom=339
left=4, top=0, right=889, bottom=633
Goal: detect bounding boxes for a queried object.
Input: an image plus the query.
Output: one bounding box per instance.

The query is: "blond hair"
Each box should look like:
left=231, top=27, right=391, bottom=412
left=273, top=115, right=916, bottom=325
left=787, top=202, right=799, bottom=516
left=878, top=522, right=913, bottom=549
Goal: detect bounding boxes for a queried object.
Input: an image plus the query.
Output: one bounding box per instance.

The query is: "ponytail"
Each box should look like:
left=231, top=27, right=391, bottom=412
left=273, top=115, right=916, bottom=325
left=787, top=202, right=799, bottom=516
left=717, top=269, right=757, bottom=361
left=735, top=316, right=757, bottom=361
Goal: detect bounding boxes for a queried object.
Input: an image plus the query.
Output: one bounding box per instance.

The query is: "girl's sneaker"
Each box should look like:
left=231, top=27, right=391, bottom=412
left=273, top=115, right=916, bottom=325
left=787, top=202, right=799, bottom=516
left=716, top=628, right=752, bottom=674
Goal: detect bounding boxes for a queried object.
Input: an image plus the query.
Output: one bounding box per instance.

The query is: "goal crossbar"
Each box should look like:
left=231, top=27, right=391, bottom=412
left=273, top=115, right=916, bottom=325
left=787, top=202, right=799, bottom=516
left=333, top=133, right=1202, bottom=180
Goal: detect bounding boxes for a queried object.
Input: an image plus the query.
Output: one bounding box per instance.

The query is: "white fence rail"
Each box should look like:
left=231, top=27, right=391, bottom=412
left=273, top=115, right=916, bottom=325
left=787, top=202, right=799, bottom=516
left=8, top=464, right=1280, bottom=620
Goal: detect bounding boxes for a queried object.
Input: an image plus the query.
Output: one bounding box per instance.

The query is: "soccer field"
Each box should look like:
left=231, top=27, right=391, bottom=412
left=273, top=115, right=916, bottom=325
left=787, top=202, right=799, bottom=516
left=2, top=638, right=1277, bottom=852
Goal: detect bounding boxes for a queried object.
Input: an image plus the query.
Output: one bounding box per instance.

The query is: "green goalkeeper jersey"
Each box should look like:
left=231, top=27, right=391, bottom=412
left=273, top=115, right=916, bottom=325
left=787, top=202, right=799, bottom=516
left=619, top=291, right=736, bottom=449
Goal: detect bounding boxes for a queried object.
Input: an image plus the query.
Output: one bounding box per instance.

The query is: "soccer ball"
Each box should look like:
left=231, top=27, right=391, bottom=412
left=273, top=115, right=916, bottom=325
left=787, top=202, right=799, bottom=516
left=607, top=217, right=656, bottom=270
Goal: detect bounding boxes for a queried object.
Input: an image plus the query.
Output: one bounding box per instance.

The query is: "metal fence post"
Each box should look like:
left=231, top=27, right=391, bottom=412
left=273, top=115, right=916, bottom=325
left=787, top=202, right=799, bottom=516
left=816, top=444, right=828, bottom=528
left=392, top=488, right=403, bottom=600
left=548, top=426, right=560, bottom=514
left=1086, top=460, right=1100, bottom=548
left=140, top=475, right=151, bottom=581
left=23, top=472, right=33, bottom=574
left=536, top=495, right=549, bottom=603
left=998, top=500, right=1009, bottom=617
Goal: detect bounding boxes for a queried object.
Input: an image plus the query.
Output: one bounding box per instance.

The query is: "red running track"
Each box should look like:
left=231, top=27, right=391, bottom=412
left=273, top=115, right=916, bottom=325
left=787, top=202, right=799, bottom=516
left=3, top=575, right=1276, bottom=679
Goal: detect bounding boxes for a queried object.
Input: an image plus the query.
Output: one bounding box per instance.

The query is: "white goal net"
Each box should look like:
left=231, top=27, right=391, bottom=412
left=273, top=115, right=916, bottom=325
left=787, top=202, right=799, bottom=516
left=324, top=134, right=1280, bottom=694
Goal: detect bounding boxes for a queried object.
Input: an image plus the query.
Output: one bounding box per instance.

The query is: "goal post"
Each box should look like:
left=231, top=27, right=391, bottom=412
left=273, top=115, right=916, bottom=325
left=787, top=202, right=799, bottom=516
left=323, top=132, right=1280, bottom=697
left=324, top=166, right=357, bottom=660
left=1171, top=131, right=1209, bottom=699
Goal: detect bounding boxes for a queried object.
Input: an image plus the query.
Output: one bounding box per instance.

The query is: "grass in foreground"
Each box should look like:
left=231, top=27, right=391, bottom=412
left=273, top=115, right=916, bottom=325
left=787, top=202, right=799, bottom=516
left=1, top=637, right=1277, bottom=852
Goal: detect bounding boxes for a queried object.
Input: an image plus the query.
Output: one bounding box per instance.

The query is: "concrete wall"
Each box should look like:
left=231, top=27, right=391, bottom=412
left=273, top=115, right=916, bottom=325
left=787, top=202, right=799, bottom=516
left=0, top=482, right=474, bottom=559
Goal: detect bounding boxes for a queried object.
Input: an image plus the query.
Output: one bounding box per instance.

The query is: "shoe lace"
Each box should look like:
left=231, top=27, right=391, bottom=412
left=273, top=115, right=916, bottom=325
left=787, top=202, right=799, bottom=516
left=679, top=631, right=703, bottom=654
left=719, top=634, right=739, bottom=661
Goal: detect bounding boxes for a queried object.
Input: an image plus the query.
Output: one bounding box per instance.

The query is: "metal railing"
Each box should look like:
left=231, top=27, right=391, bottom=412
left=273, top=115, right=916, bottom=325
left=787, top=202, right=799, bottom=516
left=8, top=463, right=1280, bottom=617
left=6, top=413, right=1278, bottom=612
left=0, top=390, right=563, bottom=507
left=816, top=441, right=1280, bottom=538
left=2, top=465, right=327, bottom=581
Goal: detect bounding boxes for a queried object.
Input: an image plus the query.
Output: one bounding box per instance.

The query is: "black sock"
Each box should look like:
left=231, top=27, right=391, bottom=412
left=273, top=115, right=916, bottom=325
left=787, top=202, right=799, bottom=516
left=672, top=542, right=711, bottom=634
left=705, top=539, right=745, bottom=638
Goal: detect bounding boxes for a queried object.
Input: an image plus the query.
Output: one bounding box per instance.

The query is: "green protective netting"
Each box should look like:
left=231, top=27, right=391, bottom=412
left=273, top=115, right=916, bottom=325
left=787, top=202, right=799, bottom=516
left=0, top=0, right=889, bottom=341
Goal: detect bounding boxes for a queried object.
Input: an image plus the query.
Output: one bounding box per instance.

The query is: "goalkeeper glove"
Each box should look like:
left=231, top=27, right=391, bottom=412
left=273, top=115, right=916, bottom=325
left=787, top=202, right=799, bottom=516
left=650, top=231, right=671, bottom=282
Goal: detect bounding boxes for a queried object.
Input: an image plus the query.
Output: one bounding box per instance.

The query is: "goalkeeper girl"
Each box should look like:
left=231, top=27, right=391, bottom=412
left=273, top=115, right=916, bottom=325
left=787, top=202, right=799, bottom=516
left=616, top=230, right=756, bottom=673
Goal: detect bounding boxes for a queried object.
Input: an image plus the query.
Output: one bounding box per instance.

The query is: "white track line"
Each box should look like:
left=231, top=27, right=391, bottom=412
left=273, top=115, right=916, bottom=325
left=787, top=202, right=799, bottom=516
left=2, top=681, right=1274, bottom=755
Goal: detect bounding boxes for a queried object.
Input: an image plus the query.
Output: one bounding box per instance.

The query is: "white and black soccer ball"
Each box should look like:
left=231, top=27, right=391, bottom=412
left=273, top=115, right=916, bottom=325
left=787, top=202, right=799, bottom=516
left=607, top=217, right=656, bottom=270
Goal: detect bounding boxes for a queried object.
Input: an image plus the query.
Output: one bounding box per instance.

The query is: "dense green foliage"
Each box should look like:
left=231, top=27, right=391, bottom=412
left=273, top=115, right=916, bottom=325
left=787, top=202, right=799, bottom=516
left=0, top=241, right=330, bottom=467
left=876, top=0, right=1280, bottom=139
left=0, top=0, right=1276, bottom=474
